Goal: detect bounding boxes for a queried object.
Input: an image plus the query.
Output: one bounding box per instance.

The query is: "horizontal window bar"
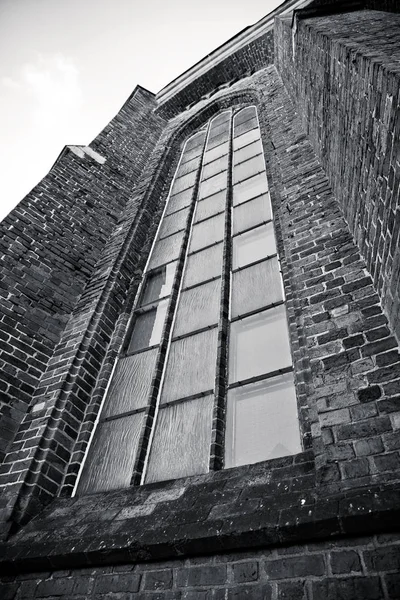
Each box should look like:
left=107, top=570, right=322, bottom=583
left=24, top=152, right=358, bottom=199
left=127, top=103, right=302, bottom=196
left=188, top=238, right=224, bottom=257
left=233, top=150, right=263, bottom=168
left=171, top=322, right=218, bottom=342
left=232, top=253, right=278, bottom=274
left=182, top=274, right=221, bottom=292
left=100, top=406, right=146, bottom=423
left=231, top=218, right=273, bottom=239
left=160, top=389, right=214, bottom=408
left=228, top=366, right=293, bottom=390
left=158, top=226, right=186, bottom=241
left=121, top=342, right=159, bottom=358
left=233, top=169, right=267, bottom=187
left=231, top=191, right=269, bottom=210
left=194, top=208, right=225, bottom=226
left=230, top=299, right=285, bottom=323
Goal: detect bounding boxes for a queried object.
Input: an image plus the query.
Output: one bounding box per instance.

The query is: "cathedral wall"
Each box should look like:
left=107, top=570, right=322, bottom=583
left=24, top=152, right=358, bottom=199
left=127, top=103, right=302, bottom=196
left=275, top=9, right=400, bottom=340
left=2, top=533, right=400, bottom=599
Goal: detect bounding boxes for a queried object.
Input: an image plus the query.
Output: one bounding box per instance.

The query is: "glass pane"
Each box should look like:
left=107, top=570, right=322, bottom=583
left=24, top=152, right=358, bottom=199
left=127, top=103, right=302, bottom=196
left=78, top=413, right=143, bottom=494
left=177, top=155, right=200, bottom=177
left=195, top=191, right=226, bottom=223
left=212, top=111, right=231, bottom=127
left=145, top=395, right=214, bottom=483
left=166, top=188, right=193, bottom=215
left=233, top=155, right=265, bottom=184
left=199, top=171, right=227, bottom=199
left=173, top=279, right=221, bottom=337
left=233, top=128, right=260, bottom=150
left=233, top=222, right=276, bottom=269
left=234, top=117, right=258, bottom=137
left=161, top=327, right=218, bottom=403
left=229, top=305, right=292, bottom=383
left=202, top=154, right=229, bottom=180
left=148, top=231, right=183, bottom=270
left=140, top=262, right=176, bottom=305
left=171, top=171, right=197, bottom=195
left=183, top=242, right=223, bottom=288
left=103, top=349, right=158, bottom=416
left=208, top=122, right=230, bottom=140
left=233, top=173, right=268, bottom=206
left=225, top=373, right=301, bottom=468
left=204, top=141, right=229, bottom=164
left=185, top=132, right=206, bottom=152
left=127, top=300, right=168, bottom=353
left=207, top=131, right=229, bottom=150
left=181, top=145, right=203, bottom=164
left=231, top=257, right=283, bottom=318
left=234, top=140, right=263, bottom=165
left=158, top=208, right=189, bottom=240
left=234, top=107, right=256, bottom=126
left=189, top=213, right=225, bottom=253
left=232, top=195, right=272, bottom=235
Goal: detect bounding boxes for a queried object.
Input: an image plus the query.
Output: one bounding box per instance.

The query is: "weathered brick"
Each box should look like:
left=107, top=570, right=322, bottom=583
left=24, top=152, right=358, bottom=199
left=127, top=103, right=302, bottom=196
left=330, top=550, right=362, bottom=574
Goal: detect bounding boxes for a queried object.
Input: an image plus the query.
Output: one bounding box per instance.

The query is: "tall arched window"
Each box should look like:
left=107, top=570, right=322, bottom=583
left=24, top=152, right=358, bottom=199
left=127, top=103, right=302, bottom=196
left=77, top=107, right=302, bottom=494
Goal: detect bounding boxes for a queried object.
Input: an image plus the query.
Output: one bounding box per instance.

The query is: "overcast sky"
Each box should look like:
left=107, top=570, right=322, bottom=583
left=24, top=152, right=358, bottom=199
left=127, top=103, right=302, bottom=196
left=0, top=0, right=283, bottom=222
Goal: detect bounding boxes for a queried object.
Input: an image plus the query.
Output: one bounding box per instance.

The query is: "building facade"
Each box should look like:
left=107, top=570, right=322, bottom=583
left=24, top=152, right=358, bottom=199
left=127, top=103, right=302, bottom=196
left=1, top=0, right=400, bottom=597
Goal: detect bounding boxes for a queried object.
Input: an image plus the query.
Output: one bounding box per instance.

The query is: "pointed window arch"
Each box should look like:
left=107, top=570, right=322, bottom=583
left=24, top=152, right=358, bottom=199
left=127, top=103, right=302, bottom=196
left=77, top=107, right=302, bottom=494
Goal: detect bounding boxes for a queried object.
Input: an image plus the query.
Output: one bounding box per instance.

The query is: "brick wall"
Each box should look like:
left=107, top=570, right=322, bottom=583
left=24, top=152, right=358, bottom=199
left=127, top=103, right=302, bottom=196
left=2, top=533, right=400, bottom=599
left=275, top=10, right=400, bottom=342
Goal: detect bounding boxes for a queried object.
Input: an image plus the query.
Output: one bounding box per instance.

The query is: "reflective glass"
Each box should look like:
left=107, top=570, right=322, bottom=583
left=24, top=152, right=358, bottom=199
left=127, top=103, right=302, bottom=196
left=199, top=171, right=227, bottom=199
left=166, top=188, right=193, bottom=215
left=195, top=191, right=226, bottom=223
left=233, top=173, right=268, bottom=206
left=103, top=349, right=158, bottom=416
left=234, top=117, right=258, bottom=137
left=176, top=155, right=200, bottom=177
left=185, top=132, right=206, bottom=152
left=229, top=305, right=292, bottom=383
left=183, top=243, right=223, bottom=288
left=232, top=194, right=272, bottom=235
left=233, top=128, right=260, bottom=150
left=233, top=155, right=265, bottom=184
left=208, top=122, right=230, bottom=140
left=145, top=395, right=214, bottom=483
left=207, top=132, right=229, bottom=149
left=234, top=107, right=256, bottom=126
left=234, top=140, right=263, bottom=165
left=161, top=327, right=218, bottom=403
left=189, top=213, right=225, bottom=253
left=78, top=413, right=143, bottom=494
left=158, top=208, right=189, bottom=240
left=232, top=222, right=276, bottom=269
left=148, top=230, right=183, bottom=270
left=231, top=257, right=283, bottom=318
left=204, top=141, right=229, bottom=164
left=171, top=171, right=197, bottom=195
left=127, top=300, right=168, bottom=353
left=173, top=278, right=221, bottom=337
left=211, top=111, right=231, bottom=127
left=202, top=154, right=229, bottom=180
left=180, top=145, right=203, bottom=164
left=140, top=262, right=176, bottom=306
left=225, top=373, right=301, bottom=468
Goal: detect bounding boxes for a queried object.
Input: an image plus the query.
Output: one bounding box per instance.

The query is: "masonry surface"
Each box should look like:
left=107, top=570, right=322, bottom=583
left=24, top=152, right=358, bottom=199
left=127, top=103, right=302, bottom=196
left=0, top=2, right=400, bottom=599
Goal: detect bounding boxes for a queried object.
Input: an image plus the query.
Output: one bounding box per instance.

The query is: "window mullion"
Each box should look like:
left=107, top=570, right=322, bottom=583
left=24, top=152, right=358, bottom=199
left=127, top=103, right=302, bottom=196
left=209, top=113, right=234, bottom=472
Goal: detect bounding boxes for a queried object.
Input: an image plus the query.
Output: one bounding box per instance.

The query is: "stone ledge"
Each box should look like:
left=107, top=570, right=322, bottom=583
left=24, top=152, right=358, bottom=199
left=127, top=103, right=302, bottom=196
left=1, top=451, right=399, bottom=574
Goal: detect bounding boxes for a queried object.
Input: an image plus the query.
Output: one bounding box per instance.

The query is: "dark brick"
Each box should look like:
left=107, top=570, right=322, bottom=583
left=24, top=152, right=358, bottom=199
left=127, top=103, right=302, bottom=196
left=343, top=334, right=364, bottom=349
left=312, top=577, right=382, bottom=599
left=227, top=584, right=272, bottom=599
left=36, top=577, right=75, bottom=597
left=330, top=550, right=362, bottom=574
left=93, top=573, right=141, bottom=594
left=177, top=566, right=227, bottom=587
left=232, top=561, right=259, bottom=583
left=264, top=555, right=325, bottom=579
left=277, top=580, right=308, bottom=599
left=143, top=570, right=173, bottom=591
left=385, top=573, right=400, bottom=599
left=358, top=386, right=381, bottom=403
left=364, top=547, right=400, bottom=572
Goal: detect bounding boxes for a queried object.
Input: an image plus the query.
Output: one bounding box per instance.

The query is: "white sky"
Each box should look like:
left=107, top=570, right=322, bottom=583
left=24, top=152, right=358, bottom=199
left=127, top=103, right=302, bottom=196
left=0, top=0, right=283, bottom=222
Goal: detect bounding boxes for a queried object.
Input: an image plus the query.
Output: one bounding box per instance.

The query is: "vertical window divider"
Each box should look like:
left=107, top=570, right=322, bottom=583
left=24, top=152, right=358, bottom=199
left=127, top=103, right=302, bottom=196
left=130, top=127, right=212, bottom=486
left=209, top=112, right=233, bottom=471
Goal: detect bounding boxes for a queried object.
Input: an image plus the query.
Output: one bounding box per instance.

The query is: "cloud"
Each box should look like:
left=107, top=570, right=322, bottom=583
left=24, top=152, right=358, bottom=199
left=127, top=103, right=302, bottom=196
left=2, top=54, right=83, bottom=131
